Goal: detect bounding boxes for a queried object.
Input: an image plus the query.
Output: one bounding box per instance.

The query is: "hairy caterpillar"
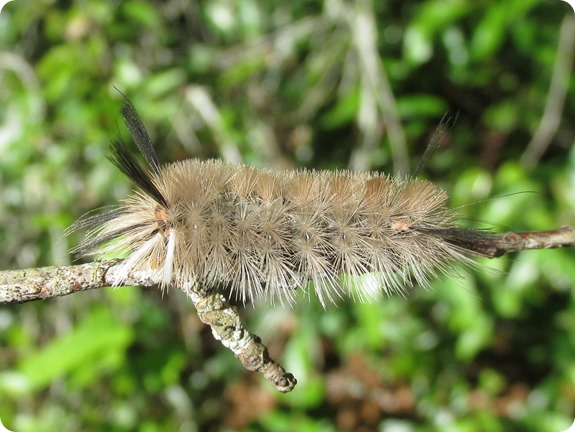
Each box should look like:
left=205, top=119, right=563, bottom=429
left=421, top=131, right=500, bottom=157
left=69, top=101, right=495, bottom=307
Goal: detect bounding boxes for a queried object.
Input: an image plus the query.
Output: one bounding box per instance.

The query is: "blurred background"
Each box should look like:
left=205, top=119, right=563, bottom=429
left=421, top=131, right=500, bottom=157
left=1, top=0, right=575, bottom=431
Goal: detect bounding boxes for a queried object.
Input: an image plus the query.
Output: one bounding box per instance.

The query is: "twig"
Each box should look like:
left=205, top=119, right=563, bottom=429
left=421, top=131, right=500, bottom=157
left=188, top=290, right=297, bottom=393
left=1, top=225, right=573, bottom=392
left=0, top=260, right=158, bottom=303
left=454, top=226, right=575, bottom=258
left=0, top=259, right=297, bottom=392
left=348, top=0, right=409, bottom=174
left=521, top=15, right=575, bottom=168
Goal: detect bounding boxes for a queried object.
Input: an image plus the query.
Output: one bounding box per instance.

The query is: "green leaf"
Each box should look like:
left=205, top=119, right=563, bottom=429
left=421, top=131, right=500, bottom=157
left=13, top=307, right=133, bottom=392
left=397, top=94, right=448, bottom=119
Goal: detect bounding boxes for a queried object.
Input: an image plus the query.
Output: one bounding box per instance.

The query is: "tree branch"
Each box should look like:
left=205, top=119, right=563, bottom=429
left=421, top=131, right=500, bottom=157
left=0, top=259, right=297, bottom=392
left=0, top=260, right=159, bottom=303
left=1, top=225, right=573, bottom=392
left=456, top=226, right=575, bottom=258
left=187, top=290, right=297, bottom=392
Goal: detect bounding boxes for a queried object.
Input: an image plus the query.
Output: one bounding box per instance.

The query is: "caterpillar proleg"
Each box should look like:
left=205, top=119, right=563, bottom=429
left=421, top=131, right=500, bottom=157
left=69, top=101, right=496, bottom=307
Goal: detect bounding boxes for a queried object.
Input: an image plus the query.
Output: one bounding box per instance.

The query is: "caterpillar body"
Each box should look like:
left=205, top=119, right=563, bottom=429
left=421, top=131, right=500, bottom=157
left=70, top=102, right=495, bottom=306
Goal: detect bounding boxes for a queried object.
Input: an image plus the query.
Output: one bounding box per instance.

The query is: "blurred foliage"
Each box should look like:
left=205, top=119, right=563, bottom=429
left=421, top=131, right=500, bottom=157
left=1, top=0, right=575, bottom=431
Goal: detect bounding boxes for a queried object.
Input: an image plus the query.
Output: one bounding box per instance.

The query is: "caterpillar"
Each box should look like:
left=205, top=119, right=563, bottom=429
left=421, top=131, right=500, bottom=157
left=69, top=101, right=495, bottom=307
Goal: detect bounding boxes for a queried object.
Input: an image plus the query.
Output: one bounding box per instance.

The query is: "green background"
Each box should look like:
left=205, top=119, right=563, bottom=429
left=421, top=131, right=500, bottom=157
left=1, top=1, right=575, bottom=431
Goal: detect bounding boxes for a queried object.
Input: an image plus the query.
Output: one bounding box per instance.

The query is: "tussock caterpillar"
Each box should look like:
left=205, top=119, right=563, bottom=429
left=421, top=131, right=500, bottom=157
left=68, top=101, right=496, bottom=307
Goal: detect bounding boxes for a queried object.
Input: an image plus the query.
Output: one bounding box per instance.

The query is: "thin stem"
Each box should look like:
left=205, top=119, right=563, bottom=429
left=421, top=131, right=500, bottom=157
left=521, top=15, right=575, bottom=168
